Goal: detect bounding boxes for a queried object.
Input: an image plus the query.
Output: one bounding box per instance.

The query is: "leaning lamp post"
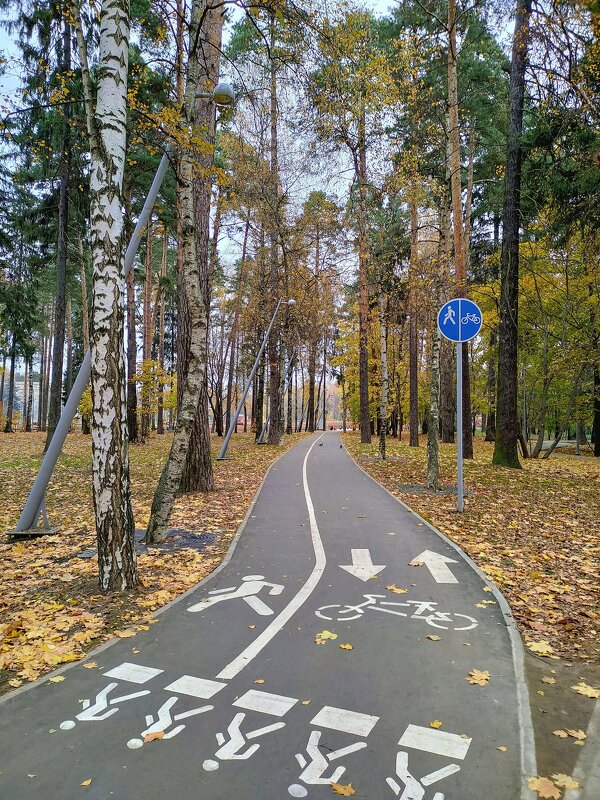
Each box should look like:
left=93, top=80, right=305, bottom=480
left=217, top=298, right=296, bottom=460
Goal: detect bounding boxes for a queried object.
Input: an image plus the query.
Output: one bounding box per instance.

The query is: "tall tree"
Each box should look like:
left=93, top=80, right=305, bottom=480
left=73, top=0, right=137, bottom=590
left=493, top=0, right=533, bottom=467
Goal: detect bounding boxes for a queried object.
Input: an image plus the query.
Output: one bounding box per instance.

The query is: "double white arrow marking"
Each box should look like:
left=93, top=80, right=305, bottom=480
left=339, top=549, right=459, bottom=584
left=339, top=549, right=386, bottom=582
left=414, top=550, right=459, bottom=584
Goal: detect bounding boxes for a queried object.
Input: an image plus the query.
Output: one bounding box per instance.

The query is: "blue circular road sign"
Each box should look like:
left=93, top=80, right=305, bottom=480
left=437, top=298, right=483, bottom=343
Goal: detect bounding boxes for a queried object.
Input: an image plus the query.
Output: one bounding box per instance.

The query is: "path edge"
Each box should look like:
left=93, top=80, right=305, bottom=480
left=0, top=434, right=315, bottom=706
left=340, top=434, right=538, bottom=799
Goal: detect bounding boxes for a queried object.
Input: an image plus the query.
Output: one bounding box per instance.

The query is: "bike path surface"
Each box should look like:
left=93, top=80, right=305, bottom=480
left=0, top=432, right=535, bottom=799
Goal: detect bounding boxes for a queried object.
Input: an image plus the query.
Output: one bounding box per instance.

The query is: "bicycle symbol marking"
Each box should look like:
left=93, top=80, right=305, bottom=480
left=315, top=595, right=478, bottom=631
left=461, top=313, right=481, bottom=325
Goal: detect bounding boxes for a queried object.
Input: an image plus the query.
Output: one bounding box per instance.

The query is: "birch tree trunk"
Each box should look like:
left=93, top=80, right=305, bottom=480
left=74, top=0, right=137, bottom=591
left=145, top=0, right=211, bottom=542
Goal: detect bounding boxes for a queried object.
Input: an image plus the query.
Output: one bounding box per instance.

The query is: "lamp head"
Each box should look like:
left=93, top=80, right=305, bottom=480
left=212, top=82, right=235, bottom=107
left=287, top=299, right=296, bottom=306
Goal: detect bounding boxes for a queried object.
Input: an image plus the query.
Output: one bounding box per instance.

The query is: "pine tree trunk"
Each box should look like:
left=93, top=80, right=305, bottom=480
left=4, top=333, right=16, bottom=433
left=427, top=325, right=441, bottom=490
left=448, top=0, right=473, bottom=459
left=45, top=18, right=71, bottom=451
left=357, top=94, right=371, bottom=443
left=75, top=0, right=137, bottom=590
left=267, top=13, right=283, bottom=446
left=493, top=0, right=532, bottom=468
left=485, top=328, right=497, bottom=441
left=26, top=356, right=34, bottom=432
left=409, top=200, right=419, bottom=447
left=378, top=291, right=388, bottom=460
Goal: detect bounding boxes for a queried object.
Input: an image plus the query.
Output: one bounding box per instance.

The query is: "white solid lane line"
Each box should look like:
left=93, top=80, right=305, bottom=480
left=216, top=434, right=326, bottom=681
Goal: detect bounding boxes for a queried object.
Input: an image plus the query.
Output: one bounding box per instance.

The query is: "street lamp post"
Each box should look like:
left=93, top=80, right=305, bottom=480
left=11, top=83, right=234, bottom=536
left=217, top=298, right=295, bottom=460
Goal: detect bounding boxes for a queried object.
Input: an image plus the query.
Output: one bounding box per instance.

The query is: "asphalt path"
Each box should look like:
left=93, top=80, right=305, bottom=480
left=0, top=432, right=537, bottom=799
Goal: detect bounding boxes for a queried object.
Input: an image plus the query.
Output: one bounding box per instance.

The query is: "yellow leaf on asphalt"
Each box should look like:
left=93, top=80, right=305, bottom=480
left=571, top=682, right=600, bottom=698
left=475, top=603, right=487, bottom=608
left=567, top=729, right=586, bottom=740
left=82, top=662, right=97, bottom=670
left=80, top=779, right=92, bottom=786
left=430, top=720, right=442, bottom=729
left=409, top=560, right=424, bottom=567
left=466, top=669, right=490, bottom=686
left=315, top=630, right=338, bottom=645
left=542, top=676, right=556, bottom=685
left=302, top=700, right=311, bottom=705
left=143, top=731, right=164, bottom=743
left=248, top=625, right=256, bottom=629
left=339, top=644, right=353, bottom=650
left=331, top=782, right=355, bottom=796
left=552, top=774, right=580, bottom=790
left=483, top=587, right=493, bottom=592
left=49, top=676, right=65, bottom=683
left=426, top=634, right=441, bottom=641
left=254, top=679, right=265, bottom=684
left=526, top=641, right=556, bottom=657
left=497, top=746, right=507, bottom=751
left=385, top=584, right=408, bottom=594
left=527, top=776, right=560, bottom=799
left=553, top=730, right=568, bottom=738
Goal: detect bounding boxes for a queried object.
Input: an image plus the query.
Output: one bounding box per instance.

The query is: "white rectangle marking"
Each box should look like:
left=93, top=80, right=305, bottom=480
left=233, top=690, right=298, bottom=718
left=398, top=725, right=471, bottom=760
left=310, top=706, right=379, bottom=737
left=103, top=663, right=163, bottom=684
left=164, top=675, right=227, bottom=699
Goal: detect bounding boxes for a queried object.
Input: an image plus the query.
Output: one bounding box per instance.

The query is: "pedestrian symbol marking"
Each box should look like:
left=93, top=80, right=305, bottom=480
left=188, top=575, right=285, bottom=616
left=437, top=299, right=483, bottom=343
left=103, top=662, right=163, bottom=684
left=233, top=689, right=299, bottom=717
left=164, top=675, right=226, bottom=699
left=310, top=705, right=379, bottom=737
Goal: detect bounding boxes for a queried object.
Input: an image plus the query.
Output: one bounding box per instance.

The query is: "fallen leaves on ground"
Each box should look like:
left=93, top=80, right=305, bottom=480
left=315, top=630, right=338, bottom=645
left=567, top=729, right=586, bottom=740
left=430, top=720, right=442, bottom=728
left=48, top=675, right=64, bottom=683
left=553, top=729, right=569, bottom=738
left=552, top=774, right=580, bottom=789
left=331, top=782, right=355, bottom=796
left=143, top=731, right=165, bottom=743
left=497, top=746, right=507, bottom=751
left=0, top=432, right=308, bottom=693
left=339, top=643, right=353, bottom=650
left=542, top=676, right=557, bottom=684
left=254, top=679, right=265, bottom=684
left=426, top=634, right=442, bottom=641
left=80, top=779, right=92, bottom=787
left=466, top=669, right=490, bottom=686
left=528, top=776, right=561, bottom=799
left=527, top=641, right=558, bottom=658
left=571, top=682, right=600, bottom=698
left=385, top=584, right=409, bottom=594
left=408, top=560, right=424, bottom=567
left=343, top=434, right=599, bottom=662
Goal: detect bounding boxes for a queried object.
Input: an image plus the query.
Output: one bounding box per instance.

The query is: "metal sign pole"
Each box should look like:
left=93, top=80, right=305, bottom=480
left=456, top=341, right=464, bottom=513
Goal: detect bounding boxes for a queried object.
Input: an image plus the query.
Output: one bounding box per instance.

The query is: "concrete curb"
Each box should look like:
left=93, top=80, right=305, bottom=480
left=341, top=434, right=538, bottom=800
left=0, top=434, right=316, bottom=706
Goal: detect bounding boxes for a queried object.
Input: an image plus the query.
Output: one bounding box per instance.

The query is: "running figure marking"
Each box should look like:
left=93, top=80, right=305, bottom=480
left=59, top=682, right=150, bottom=730
left=202, top=712, right=285, bottom=770
left=442, top=306, right=456, bottom=326
left=126, top=697, right=213, bottom=749
left=387, top=751, right=460, bottom=799
left=188, top=575, right=285, bottom=616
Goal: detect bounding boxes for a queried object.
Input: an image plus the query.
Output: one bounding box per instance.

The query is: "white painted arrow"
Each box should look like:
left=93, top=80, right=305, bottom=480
left=414, top=550, right=459, bottom=584
left=339, top=549, right=386, bottom=582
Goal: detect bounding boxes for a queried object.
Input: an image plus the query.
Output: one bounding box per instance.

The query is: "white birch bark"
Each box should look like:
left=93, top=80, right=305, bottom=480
left=74, top=0, right=137, bottom=591
left=145, top=0, right=210, bottom=543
